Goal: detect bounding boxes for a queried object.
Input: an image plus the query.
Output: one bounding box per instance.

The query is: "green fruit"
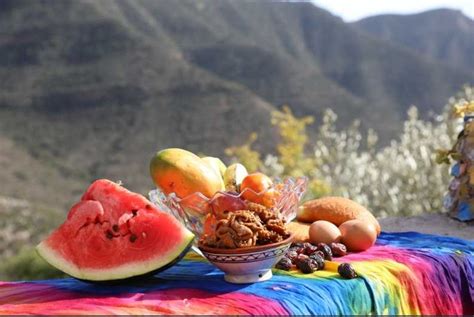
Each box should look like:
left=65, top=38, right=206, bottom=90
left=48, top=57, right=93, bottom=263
left=202, top=156, right=227, bottom=178
left=224, top=163, right=248, bottom=192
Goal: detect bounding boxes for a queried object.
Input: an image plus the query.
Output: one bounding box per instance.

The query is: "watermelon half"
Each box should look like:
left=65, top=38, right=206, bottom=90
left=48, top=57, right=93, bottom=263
left=37, top=179, right=194, bottom=281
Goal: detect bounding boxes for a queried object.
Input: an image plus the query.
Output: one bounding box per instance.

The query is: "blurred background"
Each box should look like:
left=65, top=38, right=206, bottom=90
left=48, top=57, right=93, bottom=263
left=0, top=0, right=473, bottom=279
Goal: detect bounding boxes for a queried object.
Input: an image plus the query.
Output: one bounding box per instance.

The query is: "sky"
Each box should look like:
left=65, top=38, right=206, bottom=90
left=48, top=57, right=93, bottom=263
left=311, top=0, right=474, bottom=22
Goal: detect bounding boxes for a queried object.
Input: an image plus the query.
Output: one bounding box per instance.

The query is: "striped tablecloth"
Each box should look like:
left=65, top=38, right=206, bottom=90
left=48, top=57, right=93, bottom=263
left=0, top=232, right=473, bottom=315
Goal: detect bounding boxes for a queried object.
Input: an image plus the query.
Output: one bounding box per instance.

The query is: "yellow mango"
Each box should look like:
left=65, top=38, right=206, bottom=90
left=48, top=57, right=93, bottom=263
left=150, top=148, right=224, bottom=198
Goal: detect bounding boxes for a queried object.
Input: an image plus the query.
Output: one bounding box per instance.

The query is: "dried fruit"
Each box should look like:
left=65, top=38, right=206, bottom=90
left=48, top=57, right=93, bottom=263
left=275, top=257, right=292, bottom=271
left=291, top=242, right=305, bottom=249
left=295, top=253, right=309, bottom=266
left=289, top=243, right=305, bottom=254
left=309, top=253, right=325, bottom=270
left=287, top=249, right=299, bottom=262
left=330, top=242, right=348, bottom=257
left=304, top=244, right=319, bottom=256
left=296, top=257, right=318, bottom=274
left=338, top=263, right=357, bottom=279
left=314, top=250, right=325, bottom=259
left=317, top=243, right=333, bottom=260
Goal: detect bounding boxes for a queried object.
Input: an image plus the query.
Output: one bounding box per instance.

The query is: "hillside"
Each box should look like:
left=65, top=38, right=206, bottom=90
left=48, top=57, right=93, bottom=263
left=353, top=9, right=474, bottom=71
left=0, top=0, right=473, bottom=255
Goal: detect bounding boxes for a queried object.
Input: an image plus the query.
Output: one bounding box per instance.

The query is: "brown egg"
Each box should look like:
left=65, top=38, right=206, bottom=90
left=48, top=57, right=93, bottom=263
left=309, top=220, right=342, bottom=245
left=339, top=219, right=377, bottom=252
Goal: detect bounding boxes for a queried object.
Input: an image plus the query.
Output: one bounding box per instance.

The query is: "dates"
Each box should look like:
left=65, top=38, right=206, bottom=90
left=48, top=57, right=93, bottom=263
left=287, top=249, right=299, bottom=262
left=316, top=243, right=333, bottom=261
left=275, top=241, right=352, bottom=276
left=275, top=257, right=292, bottom=271
left=330, top=243, right=347, bottom=257
left=309, top=253, right=325, bottom=270
left=296, top=257, right=318, bottom=274
left=338, top=263, right=357, bottom=279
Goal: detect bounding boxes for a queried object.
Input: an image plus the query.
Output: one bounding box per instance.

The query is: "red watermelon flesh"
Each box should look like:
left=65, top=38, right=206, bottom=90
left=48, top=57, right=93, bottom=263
left=37, top=179, right=194, bottom=281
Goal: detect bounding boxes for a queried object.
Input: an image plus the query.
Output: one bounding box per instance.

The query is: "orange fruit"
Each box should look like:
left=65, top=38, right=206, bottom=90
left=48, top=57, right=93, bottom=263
left=262, top=188, right=280, bottom=208
left=240, top=173, right=273, bottom=205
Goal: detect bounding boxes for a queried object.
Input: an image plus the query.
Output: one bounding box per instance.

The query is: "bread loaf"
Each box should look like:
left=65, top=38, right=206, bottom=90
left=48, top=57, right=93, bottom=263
left=297, top=197, right=380, bottom=235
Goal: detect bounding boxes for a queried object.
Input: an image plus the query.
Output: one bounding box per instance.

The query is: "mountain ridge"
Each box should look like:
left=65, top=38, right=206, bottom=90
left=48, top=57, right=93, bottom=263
left=0, top=0, right=472, bottom=218
left=353, top=8, right=474, bottom=71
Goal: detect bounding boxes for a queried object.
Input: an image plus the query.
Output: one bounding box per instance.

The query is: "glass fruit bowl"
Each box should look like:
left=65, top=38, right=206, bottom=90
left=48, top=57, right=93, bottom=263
left=149, top=176, right=307, bottom=242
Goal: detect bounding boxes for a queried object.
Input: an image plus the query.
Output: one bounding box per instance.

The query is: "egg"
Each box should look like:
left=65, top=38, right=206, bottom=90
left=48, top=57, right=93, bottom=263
left=339, top=219, right=377, bottom=252
left=309, top=220, right=342, bottom=245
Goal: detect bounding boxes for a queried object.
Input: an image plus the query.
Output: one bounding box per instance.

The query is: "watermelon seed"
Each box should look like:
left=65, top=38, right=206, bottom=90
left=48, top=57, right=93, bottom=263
left=106, top=230, right=114, bottom=240
left=145, top=204, right=152, bottom=210
left=130, top=234, right=137, bottom=243
left=131, top=209, right=138, bottom=216
left=112, top=225, right=119, bottom=232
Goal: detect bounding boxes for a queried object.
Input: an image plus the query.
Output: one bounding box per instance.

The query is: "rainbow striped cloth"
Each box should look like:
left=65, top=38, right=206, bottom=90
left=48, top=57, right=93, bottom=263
left=0, top=232, right=473, bottom=315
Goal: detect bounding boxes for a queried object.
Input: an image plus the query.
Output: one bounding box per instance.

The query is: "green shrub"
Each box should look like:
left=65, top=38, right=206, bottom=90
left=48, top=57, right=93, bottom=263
left=0, top=247, right=66, bottom=281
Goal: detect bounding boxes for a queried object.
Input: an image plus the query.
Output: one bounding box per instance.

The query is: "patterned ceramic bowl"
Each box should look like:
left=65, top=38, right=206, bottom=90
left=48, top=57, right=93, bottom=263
left=198, top=233, right=294, bottom=284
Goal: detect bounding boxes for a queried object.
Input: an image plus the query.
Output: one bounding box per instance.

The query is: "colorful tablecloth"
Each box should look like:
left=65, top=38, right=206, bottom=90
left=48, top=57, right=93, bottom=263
left=0, top=232, right=473, bottom=315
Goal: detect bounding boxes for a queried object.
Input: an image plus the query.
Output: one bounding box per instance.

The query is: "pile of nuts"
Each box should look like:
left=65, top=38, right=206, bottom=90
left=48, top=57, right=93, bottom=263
left=200, top=202, right=290, bottom=249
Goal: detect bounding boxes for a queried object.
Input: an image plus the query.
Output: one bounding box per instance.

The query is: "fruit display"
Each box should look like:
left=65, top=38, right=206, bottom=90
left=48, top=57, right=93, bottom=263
left=141, top=151, right=307, bottom=284
left=148, top=148, right=303, bottom=251
left=150, top=148, right=224, bottom=199
left=36, top=179, right=195, bottom=281
left=275, top=241, right=357, bottom=279
left=297, top=196, right=381, bottom=235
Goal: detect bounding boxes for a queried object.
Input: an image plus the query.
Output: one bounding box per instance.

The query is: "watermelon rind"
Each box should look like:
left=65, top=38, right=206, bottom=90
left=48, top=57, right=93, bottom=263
left=36, top=229, right=194, bottom=281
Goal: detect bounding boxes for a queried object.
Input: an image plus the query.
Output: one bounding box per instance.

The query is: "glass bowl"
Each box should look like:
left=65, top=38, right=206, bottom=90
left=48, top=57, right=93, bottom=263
left=149, top=176, right=307, bottom=240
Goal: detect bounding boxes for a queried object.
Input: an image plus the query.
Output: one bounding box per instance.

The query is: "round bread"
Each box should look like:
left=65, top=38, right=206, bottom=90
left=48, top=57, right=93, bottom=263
left=297, top=197, right=380, bottom=235
left=286, top=221, right=311, bottom=242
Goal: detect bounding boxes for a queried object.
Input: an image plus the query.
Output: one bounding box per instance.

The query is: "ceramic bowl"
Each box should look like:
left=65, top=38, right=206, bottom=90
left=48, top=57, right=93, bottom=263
left=198, top=234, right=294, bottom=284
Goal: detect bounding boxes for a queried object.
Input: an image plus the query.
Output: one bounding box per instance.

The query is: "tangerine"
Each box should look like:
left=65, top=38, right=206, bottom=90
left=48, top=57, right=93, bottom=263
left=240, top=173, right=273, bottom=205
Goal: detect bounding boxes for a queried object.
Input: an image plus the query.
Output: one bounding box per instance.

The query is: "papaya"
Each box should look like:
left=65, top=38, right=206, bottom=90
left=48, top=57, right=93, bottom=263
left=297, top=197, right=381, bottom=235
left=150, top=148, right=225, bottom=199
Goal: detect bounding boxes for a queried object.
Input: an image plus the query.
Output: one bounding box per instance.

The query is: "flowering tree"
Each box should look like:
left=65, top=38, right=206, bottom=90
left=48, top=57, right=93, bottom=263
left=227, top=86, right=474, bottom=217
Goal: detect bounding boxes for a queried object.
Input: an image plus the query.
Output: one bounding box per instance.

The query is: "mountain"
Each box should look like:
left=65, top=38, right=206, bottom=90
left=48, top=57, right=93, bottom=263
left=353, top=9, right=474, bottom=71
left=0, top=0, right=473, bottom=245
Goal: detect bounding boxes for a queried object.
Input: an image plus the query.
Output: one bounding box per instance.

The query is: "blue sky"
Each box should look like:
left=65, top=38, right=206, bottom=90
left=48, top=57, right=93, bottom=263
left=311, top=0, right=474, bottom=21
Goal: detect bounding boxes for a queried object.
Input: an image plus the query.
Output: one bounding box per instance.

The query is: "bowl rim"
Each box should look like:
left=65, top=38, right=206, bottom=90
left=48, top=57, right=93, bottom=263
left=162, top=176, right=308, bottom=205
left=198, top=233, right=295, bottom=254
